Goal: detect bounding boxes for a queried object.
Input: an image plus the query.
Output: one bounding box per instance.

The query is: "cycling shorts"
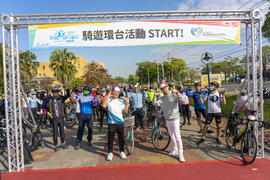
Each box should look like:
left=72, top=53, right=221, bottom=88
left=195, top=109, right=207, bottom=119
left=205, top=113, right=222, bottom=124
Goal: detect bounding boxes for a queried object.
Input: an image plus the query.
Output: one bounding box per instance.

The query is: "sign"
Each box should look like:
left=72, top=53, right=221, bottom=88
left=201, top=74, right=222, bottom=87
left=29, top=20, right=241, bottom=49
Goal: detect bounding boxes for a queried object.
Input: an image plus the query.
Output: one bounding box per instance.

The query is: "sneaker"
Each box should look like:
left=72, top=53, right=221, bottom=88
left=216, top=138, right=222, bottom=145
left=188, top=121, right=191, bottom=125
left=197, top=138, right=205, bottom=145
left=207, top=130, right=214, bottom=134
left=107, top=153, right=113, bottom=161
left=74, top=142, right=80, bottom=150
left=182, top=122, right=186, bottom=125
left=179, top=156, right=185, bottom=162
left=168, top=151, right=178, bottom=156
left=54, top=145, right=59, bottom=152
left=87, top=141, right=92, bottom=146
left=60, top=143, right=67, bottom=149
left=119, top=151, right=127, bottom=160
left=198, top=129, right=203, bottom=133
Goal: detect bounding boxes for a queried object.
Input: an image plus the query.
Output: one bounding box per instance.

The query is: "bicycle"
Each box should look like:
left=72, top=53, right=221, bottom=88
left=66, top=102, right=78, bottom=128
left=124, top=115, right=135, bottom=155
left=151, top=109, right=170, bottom=151
left=225, top=110, right=264, bottom=164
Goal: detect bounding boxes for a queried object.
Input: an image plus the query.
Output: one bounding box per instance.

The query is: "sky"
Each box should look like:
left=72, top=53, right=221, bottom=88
left=0, top=0, right=269, bottom=78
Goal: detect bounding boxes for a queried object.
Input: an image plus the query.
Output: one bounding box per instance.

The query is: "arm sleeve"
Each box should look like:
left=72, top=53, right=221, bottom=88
left=186, top=88, right=194, bottom=97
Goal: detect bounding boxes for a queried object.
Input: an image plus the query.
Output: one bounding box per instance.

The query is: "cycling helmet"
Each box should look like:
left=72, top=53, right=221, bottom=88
left=83, top=86, right=91, bottom=91
left=51, top=86, right=60, bottom=92
left=194, top=82, right=201, bottom=87
left=210, top=82, right=219, bottom=88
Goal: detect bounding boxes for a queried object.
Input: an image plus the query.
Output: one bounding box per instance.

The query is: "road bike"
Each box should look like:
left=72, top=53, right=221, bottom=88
left=225, top=110, right=264, bottom=164
left=151, top=109, right=170, bottom=151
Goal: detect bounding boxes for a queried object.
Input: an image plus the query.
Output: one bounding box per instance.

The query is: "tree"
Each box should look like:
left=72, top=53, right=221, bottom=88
left=49, top=48, right=77, bottom=85
left=83, top=62, right=114, bottom=87
left=128, top=74, right=139, bottom=85
left=113, top=76, right=128, bottom=84
left=19, top=50, right=40, bottom=84
left=68, top=78, right=85, bottom=89
left=262, top=45, right=270, bottom=78
left=262, top=10, right=270, bottom=41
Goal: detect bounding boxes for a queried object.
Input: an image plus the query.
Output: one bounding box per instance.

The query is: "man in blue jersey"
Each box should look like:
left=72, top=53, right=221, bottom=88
left=102, top=87, right=129, bottom=161
left=186, top=82, right=208, bottom=133
left=74, top=86, right=94, bottom=150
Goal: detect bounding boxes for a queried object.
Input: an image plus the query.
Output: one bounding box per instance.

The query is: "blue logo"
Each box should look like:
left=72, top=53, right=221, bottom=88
left=50, top=30, right=79, bottom=42
left=191, top=27, right=203, bottom=37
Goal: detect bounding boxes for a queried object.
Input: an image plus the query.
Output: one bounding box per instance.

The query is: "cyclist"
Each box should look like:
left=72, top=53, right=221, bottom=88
left=102, top=87, right=129, bottom=161
left=75, top=86, right=95, bottom=149
left=186, top=82, right=208, bottom=133
left=178, top=85, right=191, bottom=125
left=28, top=90, right=42, bottom=125
left=197, top=82, right=226, bottom=145
left=42, top=86, right=70, bottom=152
left=128, top=86, right=148, bottom=130
left=97, top=89, right=107, bottom=131
left=146, top=86, right=155, bottom=125
left=153, top=83, right=186, bottom=162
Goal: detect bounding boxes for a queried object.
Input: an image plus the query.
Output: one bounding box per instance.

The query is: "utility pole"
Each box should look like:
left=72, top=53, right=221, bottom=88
left=156, top=60, right=160, bottom=84
left=168, top=51, right=173, bottom=81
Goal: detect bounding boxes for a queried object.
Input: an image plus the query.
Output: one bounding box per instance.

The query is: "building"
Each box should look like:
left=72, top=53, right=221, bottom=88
left=36, top=55, right=104, bottom=79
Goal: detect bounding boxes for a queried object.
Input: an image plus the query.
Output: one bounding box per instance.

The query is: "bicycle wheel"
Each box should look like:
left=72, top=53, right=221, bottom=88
left=66, top=112, right=77, bottom=129
left=32, top=129, right=43, bottom=149
left=125, top=126, right=134, bottom=155
left=152, top=125, right=170, bottom=151
left=240, top=130, right=257, bottom=164
left=0, top=131, right=6, bottom=155
left=225, top=126, right=235, bottom=148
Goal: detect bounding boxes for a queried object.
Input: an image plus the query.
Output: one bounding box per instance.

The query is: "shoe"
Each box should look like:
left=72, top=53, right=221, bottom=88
left=207, top=130, right=214, bottom=134
left=119, top=151, right=127, bottom=160
left=54, top=145, right=59, bottom=152
left=216, top=138, right=222, bottom=145
left=179, top=156, right=185, bottom=162
left=60, top=143, right=67, bottom=149
left=182, top=122, right=186, bottom=125
left=107, top=153, right=113, bottom=161
left=168, top=151, right=178, bottom=156
left=197, top=138, right=205, bottom=145
left=198, top=129, right=203, bottom=133
left=188, top=121, right=191, bottom=125
left=87, top=141, right=92, bottom=146
left=74, top=142, right=80, bottom=150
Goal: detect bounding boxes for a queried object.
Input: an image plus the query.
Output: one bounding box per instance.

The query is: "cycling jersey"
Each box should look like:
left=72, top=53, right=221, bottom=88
left=146, top=91, right=155, bottom=102
left=204, top=91, right=223, bottom=114
left=77, top=94, right=94, bottom=115
left=186, top=88, right=208, bottom=110
left=107, top=98, right=126, bottom=124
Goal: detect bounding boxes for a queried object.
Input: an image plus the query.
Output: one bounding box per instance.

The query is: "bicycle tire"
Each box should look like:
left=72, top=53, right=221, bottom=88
left=32, top=130, right=43, bottom=149
left=152, top=125, right=170, bottom=151
left=66, top=112, right=77, bottom=128
left=125, top=126, right=134, bottom=155
left=240, top=130, right=257, bottom=164
left=225, top=126, right=235, bottom=148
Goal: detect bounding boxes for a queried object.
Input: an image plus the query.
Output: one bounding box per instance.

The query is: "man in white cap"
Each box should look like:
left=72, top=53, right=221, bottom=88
left=153, top=83, right=186, bottom=162
left=102, top=86, right=129, bottom=161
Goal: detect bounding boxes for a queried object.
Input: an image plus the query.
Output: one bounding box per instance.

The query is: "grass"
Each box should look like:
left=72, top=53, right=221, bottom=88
left=189, top=94, right=270, bottom=122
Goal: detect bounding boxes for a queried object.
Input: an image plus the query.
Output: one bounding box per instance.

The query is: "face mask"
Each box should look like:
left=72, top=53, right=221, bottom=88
left=84, top=91, right=90, bottom=95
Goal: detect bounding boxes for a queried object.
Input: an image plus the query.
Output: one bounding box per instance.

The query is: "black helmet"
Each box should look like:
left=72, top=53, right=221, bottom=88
left=51, top=86, right=60, bottom=92
left=194, top=82, right=201, bottom=87
left=83, top=86, right=91, bottom=91
left=210, top=82, right=219, bottom=88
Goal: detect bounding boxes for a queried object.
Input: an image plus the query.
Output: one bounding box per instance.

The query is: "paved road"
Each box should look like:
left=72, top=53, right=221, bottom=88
left=1, top=115, right=269, bottom=171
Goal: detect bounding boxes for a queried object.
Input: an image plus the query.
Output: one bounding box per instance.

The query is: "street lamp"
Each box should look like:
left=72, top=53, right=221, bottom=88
left=201, top=52, right=213, bottom=87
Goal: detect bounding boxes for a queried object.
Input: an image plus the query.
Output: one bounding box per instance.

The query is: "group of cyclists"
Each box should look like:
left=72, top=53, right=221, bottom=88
left=0, top=80, right=228, bottom=163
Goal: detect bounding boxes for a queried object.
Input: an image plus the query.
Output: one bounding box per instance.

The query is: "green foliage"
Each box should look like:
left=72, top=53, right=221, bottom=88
left=19, top=50, right=40, bottom=83
left=68, top=77, right=85, bottom=89
left=128, top=74, right=139, bottom=85
left=113, top=76, right=128, bottom=84
left=49, top=48, right=77, bottom=85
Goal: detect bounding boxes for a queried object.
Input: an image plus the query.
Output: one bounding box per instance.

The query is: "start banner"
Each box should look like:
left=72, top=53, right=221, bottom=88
left=29, top=20, right=241, bottom=49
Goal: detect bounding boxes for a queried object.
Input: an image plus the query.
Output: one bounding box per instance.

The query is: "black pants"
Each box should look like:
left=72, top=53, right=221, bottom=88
left=107, top=124, right=125, bottom=153
left=30, top=108, right=38, bottom=125
left=134, top=108, right=144, bottom=128
left=99, top=109, right=107, bottom=128
left=92, top=106, right=98, bottom=121
left=147, top=102, right=154, bottom=124
left=52, top=117, right=65, bottom=146
left=182, top=104, right=191, bottom=123
left=76, top=114, right=93, bottom=142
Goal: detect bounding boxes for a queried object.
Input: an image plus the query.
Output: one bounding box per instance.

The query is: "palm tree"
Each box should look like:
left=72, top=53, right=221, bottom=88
left=49, top=48, right=77, bottom=85
left=19, top=50, right=40, bottom=83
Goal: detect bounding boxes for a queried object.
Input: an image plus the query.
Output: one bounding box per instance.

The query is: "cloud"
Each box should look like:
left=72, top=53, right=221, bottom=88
left=178, top=0, right=248, bottom=10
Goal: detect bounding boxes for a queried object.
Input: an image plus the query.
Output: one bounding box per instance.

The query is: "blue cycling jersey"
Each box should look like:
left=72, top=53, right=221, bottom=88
left=186, top=88, right=208, bottom=110
left=77, top=94, right=94, bottom=114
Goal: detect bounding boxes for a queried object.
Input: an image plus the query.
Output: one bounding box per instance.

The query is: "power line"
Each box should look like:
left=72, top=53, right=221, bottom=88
left=238, top=0, right=254, bottom=10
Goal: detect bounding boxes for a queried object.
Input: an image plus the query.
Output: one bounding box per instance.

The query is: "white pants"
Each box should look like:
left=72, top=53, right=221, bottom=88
left=166, top=118, right=184, bottom=156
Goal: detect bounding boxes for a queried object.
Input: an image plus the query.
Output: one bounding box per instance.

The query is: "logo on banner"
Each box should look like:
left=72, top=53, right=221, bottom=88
left=50, top=30, right=79, bottom=42
left=191, top=26, right=203, bottom=37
